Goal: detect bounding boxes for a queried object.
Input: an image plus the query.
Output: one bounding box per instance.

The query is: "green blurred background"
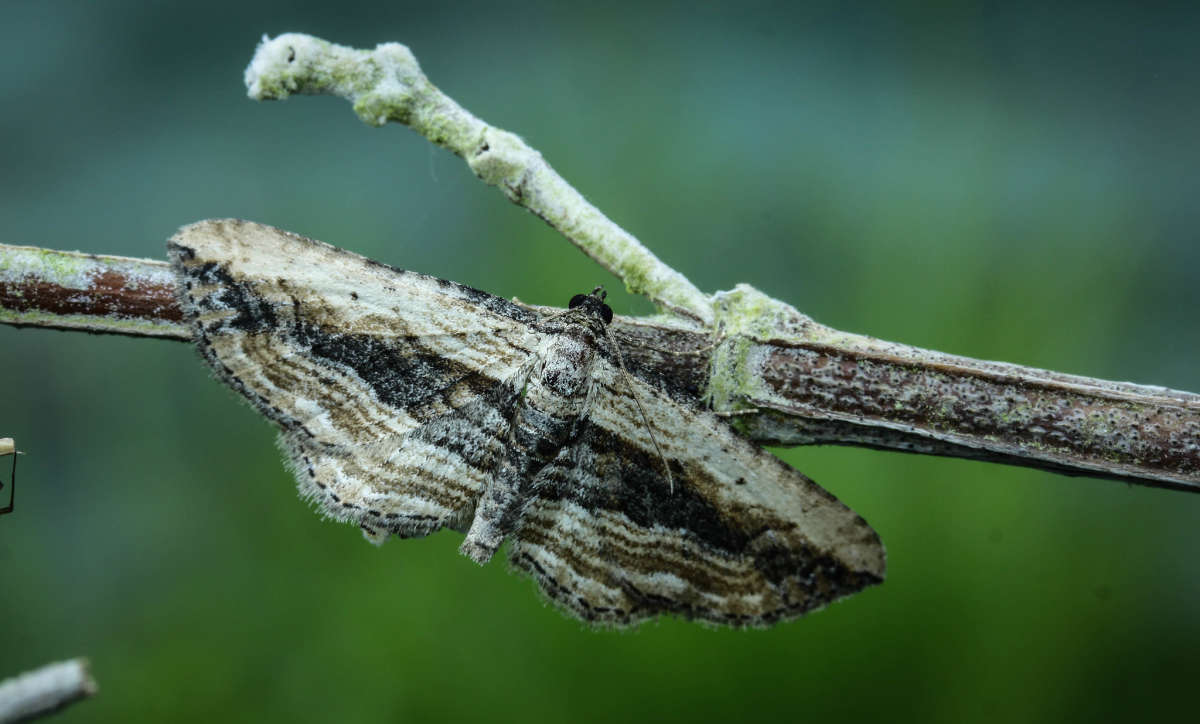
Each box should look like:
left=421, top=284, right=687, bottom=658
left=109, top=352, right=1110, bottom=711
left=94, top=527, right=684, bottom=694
left=2, top=1, right=1198, bottom=722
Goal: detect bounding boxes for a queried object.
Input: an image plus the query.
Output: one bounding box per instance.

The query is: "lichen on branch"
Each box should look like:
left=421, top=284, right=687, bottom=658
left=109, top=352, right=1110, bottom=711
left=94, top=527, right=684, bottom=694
left=244, top=33, right=714, bottom=325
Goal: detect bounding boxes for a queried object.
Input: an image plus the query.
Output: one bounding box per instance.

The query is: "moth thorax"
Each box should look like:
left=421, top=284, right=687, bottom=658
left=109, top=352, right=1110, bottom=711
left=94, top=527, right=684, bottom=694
left=537, top=336, right=595, bottom=395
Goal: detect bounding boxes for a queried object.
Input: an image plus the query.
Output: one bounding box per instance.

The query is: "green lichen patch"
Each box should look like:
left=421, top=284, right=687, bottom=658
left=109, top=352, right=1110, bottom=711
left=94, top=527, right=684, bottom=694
left=711, top=284, right=816, bottom=342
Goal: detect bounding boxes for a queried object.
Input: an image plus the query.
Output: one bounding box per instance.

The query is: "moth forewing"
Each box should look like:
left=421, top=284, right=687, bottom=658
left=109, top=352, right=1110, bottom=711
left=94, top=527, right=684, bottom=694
left=586, top=359, right=885, bottom=580
left=171, top=219, right=536, bottom=367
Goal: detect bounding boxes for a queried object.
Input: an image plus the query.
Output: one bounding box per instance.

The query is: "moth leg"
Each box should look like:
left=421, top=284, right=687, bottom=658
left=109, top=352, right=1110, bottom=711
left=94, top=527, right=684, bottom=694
left=458, top=405, right=582, bottom=564
left=460, top=466, right=526, bottom=563
left=456, top=357, right=543, bottom=563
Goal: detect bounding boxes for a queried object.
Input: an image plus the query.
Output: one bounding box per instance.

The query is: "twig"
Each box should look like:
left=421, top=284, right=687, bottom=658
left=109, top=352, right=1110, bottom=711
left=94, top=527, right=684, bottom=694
left=0, top=659, right=98, bottom=724
left=242, top=33, right=713, bottom=325
left=1, top=32, right=1196, bottom=492
left=2, top=244, right=1196, bottom=492
left=1, top=437, right=16, bottom=515
left=0, top=244, right=185, bottom=339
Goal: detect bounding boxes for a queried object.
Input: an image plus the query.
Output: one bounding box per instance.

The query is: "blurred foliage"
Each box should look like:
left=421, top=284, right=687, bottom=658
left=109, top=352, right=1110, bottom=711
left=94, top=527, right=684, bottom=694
left=1, top=2, right=1197, bottom=722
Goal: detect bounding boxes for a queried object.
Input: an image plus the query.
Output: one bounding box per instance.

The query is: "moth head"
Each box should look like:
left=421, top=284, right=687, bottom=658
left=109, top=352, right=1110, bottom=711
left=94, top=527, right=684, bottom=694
left=568, top=287, right=613, bottom=325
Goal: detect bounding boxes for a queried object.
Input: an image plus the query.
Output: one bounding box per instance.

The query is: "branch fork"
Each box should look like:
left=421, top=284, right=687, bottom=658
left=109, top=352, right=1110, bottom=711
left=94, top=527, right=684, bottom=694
left=0, top=33, right=1196, bottom=493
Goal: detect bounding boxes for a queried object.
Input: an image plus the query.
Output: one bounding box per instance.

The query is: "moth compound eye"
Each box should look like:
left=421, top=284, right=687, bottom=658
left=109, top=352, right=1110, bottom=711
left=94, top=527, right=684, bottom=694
left=601, top=304, right=613, bottom=325
left=568, top=294, right=587, bottom=309
left=286, top=46, right=296, bottom=63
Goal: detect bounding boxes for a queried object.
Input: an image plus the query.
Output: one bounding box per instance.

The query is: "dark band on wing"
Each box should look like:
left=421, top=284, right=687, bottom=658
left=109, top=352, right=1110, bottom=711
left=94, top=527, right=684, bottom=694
left=176, top=252, right=517, bottom=425
left=183, top=260, right=279, bottom=334
left=294, top=322, right=482, bottom=412
left=513, top=500, right=882, bottom=626
left=512, top=421, right=883, bottom=623
left=532, top=421, right=752, bottom=554
left=176, top=255, right=487, bottom=413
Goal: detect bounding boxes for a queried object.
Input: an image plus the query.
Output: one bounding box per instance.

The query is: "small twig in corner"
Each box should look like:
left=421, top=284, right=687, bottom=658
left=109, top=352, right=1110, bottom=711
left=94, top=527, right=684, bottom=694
left=0, top=658, right=98, bottom=724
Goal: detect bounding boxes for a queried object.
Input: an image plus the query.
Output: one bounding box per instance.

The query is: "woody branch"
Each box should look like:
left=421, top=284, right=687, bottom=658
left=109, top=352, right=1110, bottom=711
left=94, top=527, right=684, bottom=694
left=1, top=33, right=1197, bottom=491
left=2, top=241, right=1197, bottom=492
left=229, top=33, right=1198, bottom=491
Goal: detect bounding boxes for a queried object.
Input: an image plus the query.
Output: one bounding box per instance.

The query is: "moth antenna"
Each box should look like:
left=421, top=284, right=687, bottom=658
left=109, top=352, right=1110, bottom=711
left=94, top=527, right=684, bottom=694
left=601, top=324, right=675, bottom=494
left=619, top=332, right=726, bottom=356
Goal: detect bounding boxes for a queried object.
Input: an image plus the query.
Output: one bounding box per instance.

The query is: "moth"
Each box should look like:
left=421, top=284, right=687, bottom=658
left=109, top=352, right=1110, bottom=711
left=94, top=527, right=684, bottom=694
left=168, top=219, right=885, bottom=627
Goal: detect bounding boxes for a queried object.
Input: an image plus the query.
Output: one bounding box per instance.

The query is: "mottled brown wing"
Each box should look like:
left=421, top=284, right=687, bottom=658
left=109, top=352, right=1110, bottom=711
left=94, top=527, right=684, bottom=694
left=509, top=361, right=885, bottom=627
left=280, top=380, right=527, bottom=540
left=169, top=219, right=539, bottom=539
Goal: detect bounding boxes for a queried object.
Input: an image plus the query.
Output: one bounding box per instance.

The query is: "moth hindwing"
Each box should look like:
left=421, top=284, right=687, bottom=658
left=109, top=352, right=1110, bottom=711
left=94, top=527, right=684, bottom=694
left=168, top=219, right=885, bottom=627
